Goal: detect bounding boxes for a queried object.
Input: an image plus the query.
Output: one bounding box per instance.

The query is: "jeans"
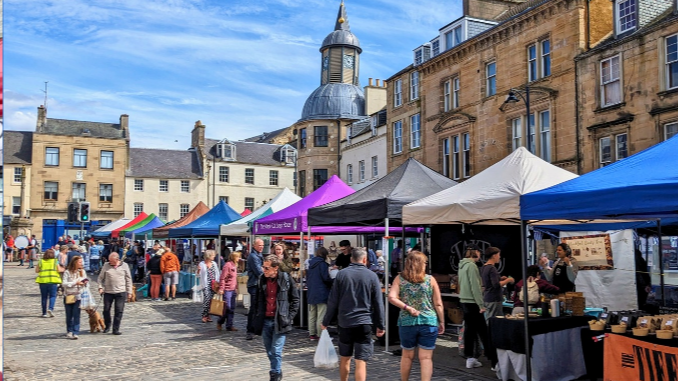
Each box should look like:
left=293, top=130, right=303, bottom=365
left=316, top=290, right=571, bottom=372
left=247, top=286, right=258, bottom=334
left=90, top=258, right=100, bottom=272
left=28, top=259, right=34, bottom=268
left=217, top=290, right=237, bottom=328
left=461, top=303, right=496, bottom=366
left=262, top=318, right=287, bottom=374
left=39, top=283, right=58, bottom=315
left=64, top=298, right=81, bottom=335
left=103, top=292, right=127, bottom=333
left=129, top=264, right=137, bottom=282
left=308, top=303, right=327, bottom=336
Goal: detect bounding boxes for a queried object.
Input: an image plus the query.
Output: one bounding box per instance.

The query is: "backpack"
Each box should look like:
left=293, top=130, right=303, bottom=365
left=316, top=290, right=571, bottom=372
left=520, top=280, right=541, bottom=305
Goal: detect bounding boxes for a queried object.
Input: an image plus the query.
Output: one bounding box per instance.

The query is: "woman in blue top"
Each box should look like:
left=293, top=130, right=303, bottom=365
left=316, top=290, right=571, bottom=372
left=388, top=251, right=444, bottom=381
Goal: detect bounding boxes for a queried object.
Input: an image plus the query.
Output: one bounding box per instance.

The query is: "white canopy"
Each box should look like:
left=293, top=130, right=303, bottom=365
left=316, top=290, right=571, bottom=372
left=92, top=218, right=132, bottom=234
left=220, top=188, right=301, bottom=236
left=402, top=147, right=578, bottom=225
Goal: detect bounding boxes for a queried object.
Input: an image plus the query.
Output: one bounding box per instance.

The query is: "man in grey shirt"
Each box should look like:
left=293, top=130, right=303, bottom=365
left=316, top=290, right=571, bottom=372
left=322, top=248, right=385, bottom=381
left=98, top=252, right=133, bottom=335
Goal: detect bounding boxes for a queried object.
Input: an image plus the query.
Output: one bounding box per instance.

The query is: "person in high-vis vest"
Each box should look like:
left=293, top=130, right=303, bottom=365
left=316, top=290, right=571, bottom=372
left=35, top=249, right=62, bottom=318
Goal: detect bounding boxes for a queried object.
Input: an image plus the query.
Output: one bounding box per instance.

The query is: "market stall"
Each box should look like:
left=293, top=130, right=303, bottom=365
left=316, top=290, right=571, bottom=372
left=110, top=212, right=149, bottom=239
left=91, top=218, right=131, bottom=238
left=152, top=201, right=210, bottom=239
left=220, top=188, right=301, bottom=237
left=119, top=214, right=164, bottom=240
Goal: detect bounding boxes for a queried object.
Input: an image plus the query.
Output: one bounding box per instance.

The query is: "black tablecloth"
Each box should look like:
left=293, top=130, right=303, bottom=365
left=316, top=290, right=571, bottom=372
left=490, top=316, right=591, bottom=354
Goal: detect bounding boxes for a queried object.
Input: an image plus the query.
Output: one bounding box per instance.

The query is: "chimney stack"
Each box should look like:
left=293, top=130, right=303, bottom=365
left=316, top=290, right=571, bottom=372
left=36, top=105, right=47, bottom=132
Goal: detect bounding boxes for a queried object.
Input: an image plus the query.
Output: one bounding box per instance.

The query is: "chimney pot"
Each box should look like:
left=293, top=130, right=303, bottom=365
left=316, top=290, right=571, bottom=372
left=369, top=78, right=373, bottom=86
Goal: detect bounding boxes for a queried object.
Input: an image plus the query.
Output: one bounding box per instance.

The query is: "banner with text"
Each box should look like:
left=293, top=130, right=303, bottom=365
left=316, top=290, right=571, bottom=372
left=604, top=334, right=678, bottom=381
left=562, top=233, right=614, bottom=270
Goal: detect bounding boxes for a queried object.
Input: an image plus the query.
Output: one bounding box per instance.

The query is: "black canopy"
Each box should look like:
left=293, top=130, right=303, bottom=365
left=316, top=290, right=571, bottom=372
left=307, top=158, right=458, bottom=226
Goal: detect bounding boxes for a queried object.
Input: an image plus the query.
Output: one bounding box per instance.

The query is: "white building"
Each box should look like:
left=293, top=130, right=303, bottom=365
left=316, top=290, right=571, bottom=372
left=340, top=109, right=388, bottom=191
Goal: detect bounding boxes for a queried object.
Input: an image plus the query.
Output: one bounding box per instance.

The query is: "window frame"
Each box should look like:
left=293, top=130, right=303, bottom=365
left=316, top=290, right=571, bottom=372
left=300, top=128, right=307, bottom=149
left=100, top=150, right=114, bottom=169
left=599, top=136, right=612, bottom=167
left=347, top=164, right=353, bottom=184
left=159, top=180, right=169, bottom=192
left=134, top=203, right=144, bottom=217
left=541, top=39, right=551, bottom=78
left=12, top=197, right=21, bottom=215
left=99, top=183, right=113, bottom=203
left=442, top=138, right=450, bottom=178
left=44, top=181, right=58, bottom=201
left=371, top=156, right=378, bottom=178
left=158, top=203, right=168, bottom=221
left=219, top=166, right=229, bottom=183
left=615, top=133, right=628, bottom=161
left=13, top=167, right=22, bottom=183
left=512, top=118, right=522, bottom=151
left=73, top=149, right=87, bottom=168
left=299, top=170, right=306, bottom=196
left=528, top=44, right=538, bottom=82
left=665, top=122, right=678, bottom=140
left=463, top=132, right=471, bottom=178
left=452, top=135, right=460, bottom=180
left=134, top=179, right=144, bottom=191
left=244, top=198, right=255, bottom=212
left=600, top=54, right=622, bottom=107
left=45, top=147, right=60, bottom=166
left=313, top=169, right=328, bottom=191
left=486, top=62, right=497, bottom=96
left=245, top=168, right=255, bottom=184
left=453, top=77, right=460, bottom=109
left=393, top=120, right=403, bottom=154
left=410, top=71, right=419, bottom=100
left=615, top=0, right=637, bottom=35
left=410, top=114, right=421, bottom=149
left=443, top=80, right=451, bottom=112
left=666, top=34, right=678, bottom=90
left=314, top=126, right=329, bottom=147
left=359, top=160, right=366, bottom=182
left=72, top=183, right=86, bottom=201
left=394, top=79, right=403, bottom=107
left=181, top=180, right=190, bottom=193
left=539, top=110, right=551, bottom=162
left=269, top=170, right=279, bottom=186
left=180, top=204, right=190, bottom=218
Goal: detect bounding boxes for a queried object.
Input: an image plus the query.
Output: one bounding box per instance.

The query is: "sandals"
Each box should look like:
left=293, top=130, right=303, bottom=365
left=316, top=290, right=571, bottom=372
left=202, top=316, right=213, bottom=323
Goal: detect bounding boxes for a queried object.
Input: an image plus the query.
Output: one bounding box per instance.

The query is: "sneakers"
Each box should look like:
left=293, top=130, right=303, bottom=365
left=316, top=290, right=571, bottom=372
left=72, top=335, right=79, bottom=340
left=42, top=314, right=48, bottom=318
left=491, top=364, right=499, bottom=372
left=465, top=358, right=483, bottom=369
left=47, top=310, right=55, bottom=318
left=309, top=335, right=319, bottom=340
left=65, top=332, right=74, bottom=339
left=246, top=332, right=254, bottom=340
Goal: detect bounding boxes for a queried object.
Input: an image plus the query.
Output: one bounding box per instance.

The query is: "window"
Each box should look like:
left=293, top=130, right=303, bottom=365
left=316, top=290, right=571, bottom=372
left=665, top=122, right=678, bottom=140
left=46, top=147, right=59, bottom=166
left=216, top=142, right=235, bottom=160
left=528, top=114, right=536, bottom=154
left=616, top=133, right=628, bottom=160
left=347, top=164, right=353, bottom=184
left=453, top=77, right=460, bottom=109
left=359, top=160, right=366, bottom=182
left=313, top=169, right=328, bottom=191
left=180, top=204, right=189, bottom=218
left=181, top=180, right=190, bottom=193
left=452, top=135, right=460, bottom=180
left=411, top=114, right=421, bottom=149
left=299, top=170, right=306, bottom=196
left=486, top=62, right=496, bottom=96
left=371, top=156, right=378, bottom=178
left=601, top=55, right=622, bottom=107
left=314, top=126, right=328, bottom=147
left=100, top=151, right=114, bottom=169
left=443, top=81, right=451, bottom=112
left=442, top=138, right=450, bottom=178
left=454, top=26, right=462, bottom=46
left=134, top=203, right=144, bottom=217
left=99, top=184, right=112, bottom=202
left=134, top=179, right=144, bottom=191
left=281, top=146, right=296, bottom=164
left=410, top=71, right=419, bottom=100
left=72, top=183, right=86, bottom=201
left=528, top=44, right=538, bottom=82
left=244, top=198, right=255, bottom=211
left=219, top=196, right=229, bottom=204
left=512, top=118, right=522, bottom=151
left=245, top=168, right=255, bottom=184
left=599, top=134, right=628, bottom=167
left=13, top=167, right=22, bottom=183
left=539, top=111, right=551, bottom=162
left=73, top=149, right=87, bottom=168
left=44, top=182, right=58, bottom=200
left=463, top=133, right=471, bottom=178
left=159, top=180, right=168, bottom=192
left=300, top=128, right=307, bottom=149
left=432, top=39, right=440, bottom=56
left=158, top=203, right=168, bottom=221
left=616, top=0, right=636, bottom=34
left=393, top=121, right=403, bottom=154
left=12, top=197, right=21, bottom=215
left=269, top=170, right=279, bottom=186
left=600, top=137, right=612, bottom=167
left=414, top=49, right=423, bottom=66
left=219, top=166, right=229, bottom=183
left=541, top=40, right=551, bottom=77
left=445, top=30, right=454, bottom=50
left=394, top=79, right=403, bottom=107
left=666, top=35, right=678, bottom=90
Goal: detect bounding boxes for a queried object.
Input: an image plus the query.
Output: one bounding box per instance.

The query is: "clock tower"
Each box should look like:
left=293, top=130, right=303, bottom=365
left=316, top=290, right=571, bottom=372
left=320, top=1, right=361, bottom=86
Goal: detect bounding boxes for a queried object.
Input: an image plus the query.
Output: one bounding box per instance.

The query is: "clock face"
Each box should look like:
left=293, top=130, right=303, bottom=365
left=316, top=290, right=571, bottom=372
left=322, top=56, right=329, bottom=70
left=343, top=54, right=355, bottom=69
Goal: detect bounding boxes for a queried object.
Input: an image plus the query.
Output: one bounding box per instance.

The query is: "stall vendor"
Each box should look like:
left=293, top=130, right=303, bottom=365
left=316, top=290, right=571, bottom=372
left=541, top=243, right=578, bottom=293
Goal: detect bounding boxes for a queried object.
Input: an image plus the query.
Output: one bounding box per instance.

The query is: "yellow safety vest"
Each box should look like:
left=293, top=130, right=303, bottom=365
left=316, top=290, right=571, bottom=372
left=35, top=259, right=62, bottom=284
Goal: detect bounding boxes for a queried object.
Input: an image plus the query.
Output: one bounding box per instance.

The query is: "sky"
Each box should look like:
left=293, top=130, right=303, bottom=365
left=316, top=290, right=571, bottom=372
left=3, top=0, right=462, bottom=149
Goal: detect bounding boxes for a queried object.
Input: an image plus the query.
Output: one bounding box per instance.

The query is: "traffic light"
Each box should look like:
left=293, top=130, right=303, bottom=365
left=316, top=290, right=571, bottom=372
left=79, top=202, right=91, bottom=222
left=67, top=202, right=79, bottom=223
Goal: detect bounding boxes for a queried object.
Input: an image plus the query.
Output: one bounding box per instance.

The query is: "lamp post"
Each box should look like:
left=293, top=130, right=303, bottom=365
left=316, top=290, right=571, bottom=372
left=502, top=86, right=533, bottom=153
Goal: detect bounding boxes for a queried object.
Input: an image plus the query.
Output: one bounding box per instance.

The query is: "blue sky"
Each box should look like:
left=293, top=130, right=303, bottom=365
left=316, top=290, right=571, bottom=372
left=4, top=0, right=462, bottom=149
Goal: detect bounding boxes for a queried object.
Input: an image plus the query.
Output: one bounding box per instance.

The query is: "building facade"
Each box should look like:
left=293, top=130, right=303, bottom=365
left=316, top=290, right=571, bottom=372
left=340, top=108, right=388, bottom=190
left=3, top=131, right=34, bottom=237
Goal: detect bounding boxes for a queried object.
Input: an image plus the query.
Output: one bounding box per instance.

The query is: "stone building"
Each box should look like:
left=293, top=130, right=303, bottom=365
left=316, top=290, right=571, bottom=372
left=575, top=0, right=678, bottom=172
left=3, top=131, right=34, bottom=237
left=340, top=106, right=388, bottom=191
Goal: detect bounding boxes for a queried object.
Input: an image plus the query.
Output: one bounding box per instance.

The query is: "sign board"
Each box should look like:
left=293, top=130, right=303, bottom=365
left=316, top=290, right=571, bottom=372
left=562, top=233, right=614, bottom=270
left=604, top=333, right=678, bottom=381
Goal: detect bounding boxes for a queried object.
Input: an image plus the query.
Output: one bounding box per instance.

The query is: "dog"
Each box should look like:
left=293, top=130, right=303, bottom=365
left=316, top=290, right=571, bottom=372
left=86, top=309, right=106, bottom=333
left=129, top=285, right=137, bottom=302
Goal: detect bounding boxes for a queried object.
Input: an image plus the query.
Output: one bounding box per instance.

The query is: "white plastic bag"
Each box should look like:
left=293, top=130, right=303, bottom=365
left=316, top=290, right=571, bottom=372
left=192, top=285, right=203, bottom=303
left=314, top=330, right=339, bottom=369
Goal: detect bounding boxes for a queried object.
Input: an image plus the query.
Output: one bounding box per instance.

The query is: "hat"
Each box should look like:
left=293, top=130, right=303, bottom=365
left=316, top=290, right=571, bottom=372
left=339, top=240, right=351, bottom=247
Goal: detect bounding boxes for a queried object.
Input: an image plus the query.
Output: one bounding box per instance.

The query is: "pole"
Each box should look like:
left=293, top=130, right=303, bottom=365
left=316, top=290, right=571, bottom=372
left=80, top=221, right=84, bottom=245
left=657, top=219, right=666, bottom=307
left=526, top=86, right=532, bottom=154
left=384, top=217, right=389, bottom=353
left=520, top=220, right=532, bottom=381
left=299, top=230, right=304, bottom=328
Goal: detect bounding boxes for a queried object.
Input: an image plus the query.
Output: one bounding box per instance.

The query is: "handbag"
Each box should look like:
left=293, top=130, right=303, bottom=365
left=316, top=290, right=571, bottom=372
left=209, top=294, right=225, bottom=317
left=65, top=294, right=77, bottom=304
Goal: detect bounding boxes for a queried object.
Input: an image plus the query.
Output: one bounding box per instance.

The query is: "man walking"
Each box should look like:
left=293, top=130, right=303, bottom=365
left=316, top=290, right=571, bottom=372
left=98, top=252, right=133, bottom=335
left=306, top=247, right=333, bottom=340
left=246, top=238, right=265, bottom=340
left=160, top=247, right=181, bottom=301
left=27, top=235, right=38, bottom=269
left=322, top=248, right=385, bottom=381
left=252, top=255, right=300, bottom=381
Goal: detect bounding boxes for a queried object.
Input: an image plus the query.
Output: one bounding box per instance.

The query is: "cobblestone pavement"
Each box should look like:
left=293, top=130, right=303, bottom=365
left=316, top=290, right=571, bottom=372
left=4, top=265, right=497, bottom=381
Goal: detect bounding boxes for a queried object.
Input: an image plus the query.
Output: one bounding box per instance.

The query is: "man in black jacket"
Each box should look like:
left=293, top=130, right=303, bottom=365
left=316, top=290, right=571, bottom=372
left=252, top=255, right=300, bottom=381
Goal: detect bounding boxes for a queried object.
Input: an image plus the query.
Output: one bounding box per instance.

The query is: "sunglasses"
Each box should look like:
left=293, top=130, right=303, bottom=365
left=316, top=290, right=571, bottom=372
left=262, top=265, right=272, bottom=270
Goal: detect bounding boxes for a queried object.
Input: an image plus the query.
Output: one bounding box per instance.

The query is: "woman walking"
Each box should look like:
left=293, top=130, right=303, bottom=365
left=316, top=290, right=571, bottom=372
left=217, top=251, right=241, bottom=331
left=388, top=251, right=445, bottom=381
left=62, top=255, right=87, bottom=339
left=147, top=250, right=163, bottom=301
left=197, top=250, right=221, bottom=323
left=35, top=249, right=62, bottom=318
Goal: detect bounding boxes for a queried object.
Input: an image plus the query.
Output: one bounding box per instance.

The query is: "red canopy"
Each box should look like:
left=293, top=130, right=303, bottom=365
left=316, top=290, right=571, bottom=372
left=240, top=209, right=252, bottom=217
left=111, top=212, right=148, bottom=238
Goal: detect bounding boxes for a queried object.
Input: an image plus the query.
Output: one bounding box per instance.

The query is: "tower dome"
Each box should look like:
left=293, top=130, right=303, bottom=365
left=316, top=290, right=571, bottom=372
left=300, top=83, right=365, bottom=121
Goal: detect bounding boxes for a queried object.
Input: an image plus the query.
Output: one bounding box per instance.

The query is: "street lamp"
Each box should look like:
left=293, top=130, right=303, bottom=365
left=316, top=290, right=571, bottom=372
left=500, top=86, right=532, bottom=153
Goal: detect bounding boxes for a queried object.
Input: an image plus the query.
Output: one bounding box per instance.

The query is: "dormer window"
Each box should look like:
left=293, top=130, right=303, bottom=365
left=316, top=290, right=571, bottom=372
left=216, top=139, right=236, bottom=160
left=280, top=145, right=297, bottom=165
left=615, top=0, right=637, bottom=35
left=432, top=39, right=440, bottom=57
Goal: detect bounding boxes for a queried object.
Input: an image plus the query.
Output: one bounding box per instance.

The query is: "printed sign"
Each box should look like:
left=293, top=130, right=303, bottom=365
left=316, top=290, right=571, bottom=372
left=562, top=233, right=614, bottom=270
left=604, top=333, right=678, bottom=381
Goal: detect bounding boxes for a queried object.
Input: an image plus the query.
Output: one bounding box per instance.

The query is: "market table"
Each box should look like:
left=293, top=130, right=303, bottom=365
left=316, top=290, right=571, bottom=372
left=489, top=316, right=590, bottom=381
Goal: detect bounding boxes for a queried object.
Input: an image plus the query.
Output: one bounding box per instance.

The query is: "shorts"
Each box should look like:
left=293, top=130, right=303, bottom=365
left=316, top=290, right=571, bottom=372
left=399, top=325, right=438, bottom=350
left=163, top=271, right=179, bottom=285
left=338, top=325, right=373, bottom=360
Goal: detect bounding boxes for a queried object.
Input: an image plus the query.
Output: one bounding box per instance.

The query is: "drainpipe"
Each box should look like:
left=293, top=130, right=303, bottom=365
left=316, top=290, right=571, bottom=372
left=586, top=0, right=591, bottom=50
left=337, top=121, right=342, bottom=178
left=574, top=60, right=582, bottom=174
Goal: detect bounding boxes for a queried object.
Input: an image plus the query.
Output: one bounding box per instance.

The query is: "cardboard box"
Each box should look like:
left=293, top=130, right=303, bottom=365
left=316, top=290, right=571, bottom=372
left=447, top=307, right=464, bottom=324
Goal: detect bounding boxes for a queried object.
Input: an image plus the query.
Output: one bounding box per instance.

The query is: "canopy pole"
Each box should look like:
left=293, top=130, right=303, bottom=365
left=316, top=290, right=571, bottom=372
left=520, top=220, right=532, bottom=381
left=300, top=231, right=304, bottom=329
left=384, top=217, right=389, bottom=353
left=657, top=219, right=666, bottom=307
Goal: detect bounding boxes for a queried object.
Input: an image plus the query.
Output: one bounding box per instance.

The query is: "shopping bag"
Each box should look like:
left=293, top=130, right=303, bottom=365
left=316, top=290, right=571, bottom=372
left=314, top=330, right=339, bottom=369
left=209, top=294, right=225, bottom=317
left=79, top=287, right=95, bottom=310
left=192, top=285, right=203, bottom=303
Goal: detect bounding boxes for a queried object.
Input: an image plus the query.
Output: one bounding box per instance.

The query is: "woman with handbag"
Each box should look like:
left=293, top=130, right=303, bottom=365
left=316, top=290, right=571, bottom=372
left=35, top=249, right=62, bottom=318
left=197, top=250, right=220, bottom=323
left=217, top=251, right=241, bottom=331
left=63, top=255, right=87, bottom=339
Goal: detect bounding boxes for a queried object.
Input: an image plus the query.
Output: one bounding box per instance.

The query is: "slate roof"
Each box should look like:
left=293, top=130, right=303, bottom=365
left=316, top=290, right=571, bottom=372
left=205, top=138, right=286, bottom=166
left=4, top=131, right=33, bottom=164
left=40, top=118, right=127, bottom=139
left=242, top=127, right=288, bottom=144
left=128, top=148, right=202, bottom=179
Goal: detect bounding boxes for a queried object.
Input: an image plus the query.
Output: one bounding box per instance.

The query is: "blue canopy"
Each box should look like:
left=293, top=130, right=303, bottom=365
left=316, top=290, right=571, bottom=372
left=124, top=216, right=165, bottom=239
left=521, top=136, right=678, bottom=221
left=168, top=200, right=241, bottom=238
